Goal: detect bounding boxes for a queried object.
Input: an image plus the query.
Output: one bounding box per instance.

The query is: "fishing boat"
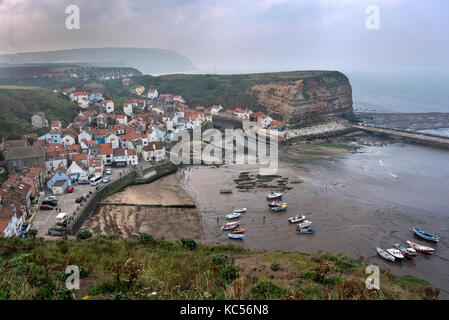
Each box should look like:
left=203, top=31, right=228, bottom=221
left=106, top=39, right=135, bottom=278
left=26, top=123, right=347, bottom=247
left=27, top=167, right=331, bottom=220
left=231, top=228, right=245, bottom=234
left=268, top=202, right=286, bottom=208
left=266, top=192, right=283, bottom=200
left=226, top=212, right=241, bottom=220
left=393, top=244, right=417, bottom=258
left=297, top=226, right=315, bottom=234
left=377, top=247, right=395, bottom=262
left=233, top=208, right=247, bottom=213
left=406, top=240, right=435, bottom=254
left=386, top=248, right=404, bottom=260
left=228, top=234, right=245, bottom=240
left=296, top=221, right=312, bottom=229
left=272, top=205, right=287, bottom=212
left=288, top=215, right=305, bottom=223
left=222, top=222, right=240, bottom=230
left=413, top=227, right=440, bottom=242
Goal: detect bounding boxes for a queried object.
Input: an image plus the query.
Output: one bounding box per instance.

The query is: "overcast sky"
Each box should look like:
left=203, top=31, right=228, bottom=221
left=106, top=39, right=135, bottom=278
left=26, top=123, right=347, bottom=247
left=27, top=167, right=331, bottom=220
left=0, top=0, right=448, bottom=73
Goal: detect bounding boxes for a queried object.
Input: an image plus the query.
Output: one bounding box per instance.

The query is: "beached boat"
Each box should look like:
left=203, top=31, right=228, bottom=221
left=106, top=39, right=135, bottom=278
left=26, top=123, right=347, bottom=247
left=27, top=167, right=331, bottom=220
left=297, top=226, right=315, bottom=234
left=228, top=234, right=245, bottom=240
left=266, top=192, right=283, bottom=200
left=386, top=248, right=404, bottom=260
left=413, top=227, right=440, bottom=242
left=288, top=215, right=305, bottom=223
left=233, top=208, right=247, bottom=213
left=393, top=243, right=417, bottom=258
left=222, top=222, right=240, bottom=230
left=296, top=221, right=312, bottom=229
left=272, top=205, right=287, bottom=212
left=231, top=228, right=245, bottom=234
left=226, top=212, right=241, bottom=220
left=377, top=247, right=395, bottom=262
left=220, top=189, right=233, bottom=194
left=268, top=202, right=286, bottom=208
left=407, top=240, right=435, bottom=254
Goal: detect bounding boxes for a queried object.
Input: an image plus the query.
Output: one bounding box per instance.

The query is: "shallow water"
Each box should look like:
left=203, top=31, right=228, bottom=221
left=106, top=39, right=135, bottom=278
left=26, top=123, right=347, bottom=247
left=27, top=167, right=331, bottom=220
left=183, top=142, right=449, bottom=299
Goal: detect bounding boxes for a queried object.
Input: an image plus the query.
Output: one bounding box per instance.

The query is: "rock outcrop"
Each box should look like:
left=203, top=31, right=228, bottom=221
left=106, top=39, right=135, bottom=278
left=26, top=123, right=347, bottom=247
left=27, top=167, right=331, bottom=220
left=249, top=72, right=353, bottom=127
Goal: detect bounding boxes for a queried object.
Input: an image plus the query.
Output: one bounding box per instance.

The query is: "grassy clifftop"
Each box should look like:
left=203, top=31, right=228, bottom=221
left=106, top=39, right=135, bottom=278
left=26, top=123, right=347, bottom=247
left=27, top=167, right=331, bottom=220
left=0, top=236, right=438, bottom=300
left=0, top=86, right=78, bottom=139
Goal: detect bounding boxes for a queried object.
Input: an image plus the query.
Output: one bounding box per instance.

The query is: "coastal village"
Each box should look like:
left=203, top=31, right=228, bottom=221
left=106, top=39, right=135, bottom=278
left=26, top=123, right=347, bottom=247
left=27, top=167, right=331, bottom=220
left=0, top=81, right=282, bottom=238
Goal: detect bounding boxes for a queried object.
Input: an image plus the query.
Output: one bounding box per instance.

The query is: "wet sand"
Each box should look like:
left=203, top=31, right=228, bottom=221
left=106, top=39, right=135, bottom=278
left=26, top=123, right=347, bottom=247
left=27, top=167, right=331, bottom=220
left=182, top=140, right=449, bottom=299
left=81, top=175, right=203, bottom=241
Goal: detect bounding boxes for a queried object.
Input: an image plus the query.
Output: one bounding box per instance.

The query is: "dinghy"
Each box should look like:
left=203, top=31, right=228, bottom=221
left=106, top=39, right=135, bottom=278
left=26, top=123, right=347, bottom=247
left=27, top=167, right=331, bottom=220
left=296, top=221, right=312, bottom=229
left=413, top=227, right=440, bottom=242
left=233, top=208, right=247, bottom=213
left=220, top=189, right=233, bottom=194
left=377, top=247, right=395, bottom=262
left=393, top=244, right=417, bottom=258
left=268, top=202, right=286, bottom=208
left=386, top=248, right=404, bottom=260
left=289, top=215, right=306, bottom=224
left=226, top=212, right=241, bottom=220
left=228, top=234, right=245, bottom=240
left=222, top=222, right=240, bottom=230
left=406, top=240, right=435, bottom=254
left=272, top=205, right=287, bottom=212
left=266, top=192, right=283, bottom=200
left=297, top=226, right=315, bottom=234
left=231, top=228, right=245, bottom=234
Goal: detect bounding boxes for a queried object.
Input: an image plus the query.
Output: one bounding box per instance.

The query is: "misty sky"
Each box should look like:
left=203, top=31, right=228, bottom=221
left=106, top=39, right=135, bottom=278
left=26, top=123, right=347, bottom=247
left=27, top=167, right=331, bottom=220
left=0, top=0, right=448, bottom=73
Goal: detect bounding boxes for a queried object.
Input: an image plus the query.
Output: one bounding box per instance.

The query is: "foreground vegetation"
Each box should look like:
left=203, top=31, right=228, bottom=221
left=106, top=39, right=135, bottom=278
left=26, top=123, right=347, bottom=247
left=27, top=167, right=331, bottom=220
left=0, top=236, right=438, bottom=300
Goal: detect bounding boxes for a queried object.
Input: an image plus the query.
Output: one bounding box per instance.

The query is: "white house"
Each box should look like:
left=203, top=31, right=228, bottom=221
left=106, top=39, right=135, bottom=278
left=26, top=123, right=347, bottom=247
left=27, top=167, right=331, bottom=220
left=0, top=207, right=23, bottom=238
left=67, top=161, right=88, bottom=180
left=70, top=91, right=88, bottom=102
left=61, top=134, right=76, bottom=146
left=211, top=105, right=223, bottom=115
left=173, top=95, right=185, bottom=103
left=126, top=149, right=138, bottom=166
left=148, top=89, right=158, bottom=99
left=105, top=133, right=120, bottom=149
left=78, top=98, right=89, bottom=109
left=101, top=100, right=115, bottom=113
left=261, top=116, right=273, bottom=129
left=142, top=142, right=165, bottom=162
left=123, top=103, right=133, bottom=117
left=78, top=130, right=93, bottom=143
left=116, top=115, right=128, bottom=125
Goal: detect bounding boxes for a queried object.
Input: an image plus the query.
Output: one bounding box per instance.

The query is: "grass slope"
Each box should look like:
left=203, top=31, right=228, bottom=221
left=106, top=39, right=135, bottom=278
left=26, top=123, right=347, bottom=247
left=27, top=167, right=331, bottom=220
left=0, top=86, right=78, bottom=139
left=0, top=236, right=437, bottom=300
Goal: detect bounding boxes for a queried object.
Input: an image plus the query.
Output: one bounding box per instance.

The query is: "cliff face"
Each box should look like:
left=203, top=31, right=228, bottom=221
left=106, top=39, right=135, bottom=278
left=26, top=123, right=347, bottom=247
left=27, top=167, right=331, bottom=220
left=249, top=73, right=353, bottom=126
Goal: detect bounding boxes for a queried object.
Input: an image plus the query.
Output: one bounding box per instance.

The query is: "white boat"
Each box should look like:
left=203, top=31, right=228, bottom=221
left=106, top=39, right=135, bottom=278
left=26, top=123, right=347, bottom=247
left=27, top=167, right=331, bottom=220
left=407, top=240, right=435, bottom=254
left=233, top=208, right=247, bottom=213
left=226, top=212, right=241, bottom=220
left=377, top=247, right=395, bottom=262
left=266, top=192, right=283, bottom=200
left=386, top=248, right=404, bottom=260
left=297, top=221, right=312, bottom=229
left=288, top=215, right=305, bottom=223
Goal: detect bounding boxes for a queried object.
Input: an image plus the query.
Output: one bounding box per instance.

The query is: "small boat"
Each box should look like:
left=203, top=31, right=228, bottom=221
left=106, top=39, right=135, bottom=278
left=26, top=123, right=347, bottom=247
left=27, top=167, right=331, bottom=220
left=268, top=202, right=285, bottom=208
left=386, top=248, right=404, bottom=260
left=289, top=215, right=305, bottom=223
left=222, top=222, right=240, bottom=230
left=377, top=247, right=395, bottom=262
left=228, top=234, right=245, bottom=240
left=231, top=228, right=245, bottom=234
left=233, top=208, right=247, bottom=213
left=407, top=240, right=435, bottom=254
left=266, top=192, right=283, bottom=200
left=297, top=226, right=315, bottom=234
left=296, top=221, right=312, bottom=229
left=394, top=244, right=417, bottom=258
left=220, top=189, right=233, bottom=194
left=226, top=212, right=241, bottom=220
left=413, top=227, right=440, bottom=242
left=272, top=205, right=287, bottom=212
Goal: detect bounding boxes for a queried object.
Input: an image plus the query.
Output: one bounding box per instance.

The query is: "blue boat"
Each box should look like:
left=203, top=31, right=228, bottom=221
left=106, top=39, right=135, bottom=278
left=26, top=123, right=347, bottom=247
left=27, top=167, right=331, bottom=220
left=228, top=234, right=246, bottom=240
left=413, top=227, right=439, bottom=242
left=297, top=226, right=315, bottom=234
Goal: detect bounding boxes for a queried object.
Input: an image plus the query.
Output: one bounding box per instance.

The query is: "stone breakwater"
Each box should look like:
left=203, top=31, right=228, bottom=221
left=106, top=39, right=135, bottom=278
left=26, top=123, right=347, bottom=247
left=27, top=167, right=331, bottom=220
left=285, top=120, right=351, bottom=140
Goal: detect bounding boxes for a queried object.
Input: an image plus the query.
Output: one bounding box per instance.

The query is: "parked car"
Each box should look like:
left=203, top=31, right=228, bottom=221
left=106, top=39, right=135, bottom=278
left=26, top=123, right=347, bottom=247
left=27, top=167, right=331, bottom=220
left=42, top=200, right=58, bottom=207
left=75, top=196, right=85, bottom=203
left=102, top=177, right=111, bottom=183
left=45, top=196, right=58, bottom=202
left=40, top=205, right=55, bottom=211
left=106, top=168, right=112, bottom=175
left=67, top=186, right=74, bottom=193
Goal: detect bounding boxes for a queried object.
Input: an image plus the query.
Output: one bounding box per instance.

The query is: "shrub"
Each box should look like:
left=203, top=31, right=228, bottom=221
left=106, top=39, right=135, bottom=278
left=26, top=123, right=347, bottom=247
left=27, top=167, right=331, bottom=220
left=210, top=253, right=231, bottom=266
left=218, top=264, right=240, bottom=285
left=76, top=230, right=92, bottom=240
left=251, top=280, right=284, bottom=299
left=137, top=233, right=154, bottom=245
left=270, top=261, right=281, bottom=272
left=180, top=238, right=197, bottom=250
